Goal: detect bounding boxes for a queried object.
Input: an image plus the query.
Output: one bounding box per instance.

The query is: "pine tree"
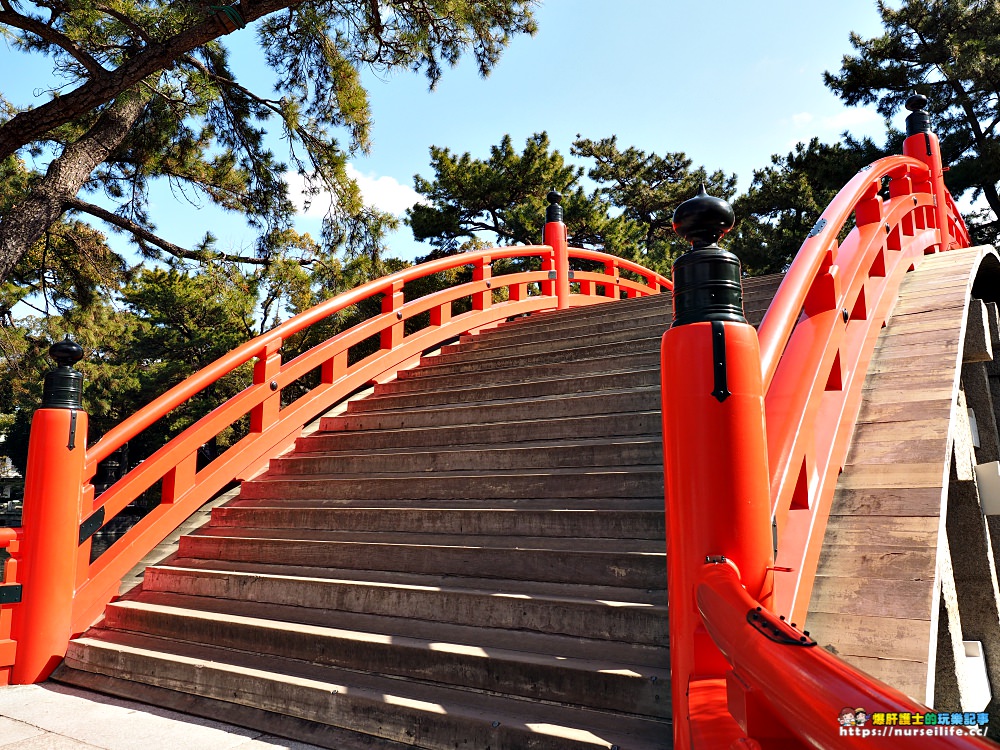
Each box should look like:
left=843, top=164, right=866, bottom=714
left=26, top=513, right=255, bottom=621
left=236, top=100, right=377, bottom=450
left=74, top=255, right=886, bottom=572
left=730, top=136, right=889, bottom=275
left=0, top=0, right=538, bottom=282
left=407, top=132, right=734, bottom=277
left=825, top=0, right=1000, bottom=243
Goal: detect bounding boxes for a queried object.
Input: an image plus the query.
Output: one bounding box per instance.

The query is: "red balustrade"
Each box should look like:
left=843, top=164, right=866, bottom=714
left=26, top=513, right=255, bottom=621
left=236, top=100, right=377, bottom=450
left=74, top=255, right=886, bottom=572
left=662, top=95, right=984, bottom=748
left=0, top=209, right=668, bottom=684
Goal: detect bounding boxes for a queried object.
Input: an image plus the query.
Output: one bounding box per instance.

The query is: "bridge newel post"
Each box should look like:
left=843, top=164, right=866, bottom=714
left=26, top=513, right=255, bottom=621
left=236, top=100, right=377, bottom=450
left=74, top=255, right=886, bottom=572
left=902, top=93, right=953, bottom=251
left=11, top=336, right=88, bottom=684
left=543, top=190, right=571, bottom=309
left=661, top=187, right=775, bottom=749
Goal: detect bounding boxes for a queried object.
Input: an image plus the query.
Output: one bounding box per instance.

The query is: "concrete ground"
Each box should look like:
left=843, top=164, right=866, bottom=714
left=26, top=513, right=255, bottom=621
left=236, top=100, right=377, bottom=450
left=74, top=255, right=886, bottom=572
left=0, top=683, right=325, bottom=749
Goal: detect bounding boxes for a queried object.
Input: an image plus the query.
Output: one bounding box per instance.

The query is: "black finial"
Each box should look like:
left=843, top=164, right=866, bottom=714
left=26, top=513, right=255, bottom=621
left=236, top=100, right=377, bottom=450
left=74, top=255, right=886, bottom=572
left=904, top=92, right=931, bottom=137
left=41, top=335, right=85, bottom=409
left=906, top=93, right=928, bottom=112
left=672, top=184, right=736, bottom=250
left=50, top=335, right=84, bottom=368
left=669, top=185, right=745, bottom=327
left=545, top=190, right=564, bottom=223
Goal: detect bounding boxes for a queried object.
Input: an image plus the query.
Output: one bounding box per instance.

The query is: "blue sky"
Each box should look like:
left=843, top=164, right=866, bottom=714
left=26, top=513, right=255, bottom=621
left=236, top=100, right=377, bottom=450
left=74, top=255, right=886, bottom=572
left=3, top=0, right=892, bottom=263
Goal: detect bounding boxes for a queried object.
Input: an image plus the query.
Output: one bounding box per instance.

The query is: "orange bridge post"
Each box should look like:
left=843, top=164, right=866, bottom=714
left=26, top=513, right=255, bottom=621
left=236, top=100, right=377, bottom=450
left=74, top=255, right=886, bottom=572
left=661, top=188, right=775, bottom=748
left=543, top=190, right=571, bottom=309
left=902, top=94, right=952, bottom=252
left=11, top=338, right=89, bottom=683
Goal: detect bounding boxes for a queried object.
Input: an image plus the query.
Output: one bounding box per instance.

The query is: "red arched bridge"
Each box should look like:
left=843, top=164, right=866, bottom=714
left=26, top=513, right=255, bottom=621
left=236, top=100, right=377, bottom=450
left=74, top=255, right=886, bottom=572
left=2, top=96, right=1000, bottom=748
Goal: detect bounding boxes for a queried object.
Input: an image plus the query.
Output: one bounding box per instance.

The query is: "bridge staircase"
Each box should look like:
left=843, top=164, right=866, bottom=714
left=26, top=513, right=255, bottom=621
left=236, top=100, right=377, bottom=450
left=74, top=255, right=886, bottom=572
left=51, top=276, right=779, bottom=749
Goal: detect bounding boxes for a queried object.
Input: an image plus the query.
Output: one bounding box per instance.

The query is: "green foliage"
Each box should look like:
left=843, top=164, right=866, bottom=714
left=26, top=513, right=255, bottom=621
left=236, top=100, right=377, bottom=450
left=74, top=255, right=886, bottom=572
left=730, top=136, right=889, bottom=275
left=0, top=0, right=539, bottom=278
left=571, top=136, right=736, bottom=273
left=825, top=0, right=1000, bottom=243
left=0, top=0, right=536, bottom=473
left=408, top=132, right=735, bottom=277
left=408, top=133, right=584, bottom=254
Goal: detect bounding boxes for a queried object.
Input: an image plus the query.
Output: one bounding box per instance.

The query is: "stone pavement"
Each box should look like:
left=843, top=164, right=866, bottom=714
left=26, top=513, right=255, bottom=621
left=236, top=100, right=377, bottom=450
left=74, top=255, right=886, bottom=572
left=0, top=683, right=325, bottom=749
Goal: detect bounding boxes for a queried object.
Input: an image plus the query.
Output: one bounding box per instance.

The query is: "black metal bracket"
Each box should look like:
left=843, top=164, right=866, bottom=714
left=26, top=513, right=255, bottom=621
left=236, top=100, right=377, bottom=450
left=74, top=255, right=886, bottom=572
left=747, top=607, right=816, bottom=646
left=79, top=506, right=105, bottom=545
left=711, top=321, right=730, bottom=403
left=0, top=584, right=22, bottom=604
left=68, top=409, right=77, bottom=450
left=547, top=271, right=557, bottom=280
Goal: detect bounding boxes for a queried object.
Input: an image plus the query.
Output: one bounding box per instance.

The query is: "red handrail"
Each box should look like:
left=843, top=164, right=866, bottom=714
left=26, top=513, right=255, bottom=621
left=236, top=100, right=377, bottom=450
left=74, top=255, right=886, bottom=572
left=757, top=153, right=970, bottom=622
left=0, top=224, right=668, bottom=684
left=665, top=125, right=978, bottom=748
left=695, top=563, right=994, bottom=748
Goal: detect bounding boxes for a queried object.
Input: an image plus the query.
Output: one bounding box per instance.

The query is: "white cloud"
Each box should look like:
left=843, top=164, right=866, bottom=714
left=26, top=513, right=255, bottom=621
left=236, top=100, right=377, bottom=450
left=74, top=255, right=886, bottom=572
left=788, top=108, right=879, bottom=133
left=820, top=108, right=881, bottom=131
left=286, top=165, right=426, bottom=219
left=347, top=163, right=428, bottom=215
left=783, top=107, right=883, bottom=152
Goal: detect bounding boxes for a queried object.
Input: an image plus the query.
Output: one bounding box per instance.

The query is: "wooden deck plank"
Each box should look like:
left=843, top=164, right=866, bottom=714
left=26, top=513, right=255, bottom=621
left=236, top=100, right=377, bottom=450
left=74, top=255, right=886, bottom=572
left=845, top=438, right=947, bottom=465
left=810, top=575, right=935, bottom=620
left=850, top=418, right=951, bottom=443
left=852, top=400, right=953, bottom=426
left=859, top=386, right=955, bottom=405
left=806, top=612, right=932, bottom=662
left=869, top=342, right=960, bottom=363
left=814, top=545, right=937, bottom=579
left=860, top=371, right=955, bottom=392
left=873, top=327, right=966, bottom=349
left=828, top=487, right=944, bottom=517
left=836, top=463, right=945, bottom=490
left=881, top=315, right=970, bottom=336
left=866, top=355, right=959, bottom=376
left=822, top=514, right=940, bottom=546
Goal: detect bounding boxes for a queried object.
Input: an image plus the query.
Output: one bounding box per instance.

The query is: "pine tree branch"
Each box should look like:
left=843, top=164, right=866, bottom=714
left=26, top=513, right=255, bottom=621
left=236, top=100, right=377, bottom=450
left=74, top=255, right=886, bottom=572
left=0, top=8, right=107, bottom=77
left=94, top=4, right=153, bottom=45
left=367, top=0, right=382, bottom=37
left=180, top=54, right=285, bottom=116
left=66, top=197, right=316, bottom=268
left=0, top=0, right=305, bottom=160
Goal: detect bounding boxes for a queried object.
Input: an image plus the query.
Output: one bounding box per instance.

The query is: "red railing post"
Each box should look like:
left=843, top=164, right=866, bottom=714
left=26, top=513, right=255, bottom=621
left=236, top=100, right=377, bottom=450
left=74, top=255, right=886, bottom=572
left=603, top=258, right=619, bottom=298
left=661, top=188, right=774, bottom=748
left=472, top=256, right=492, bottom=311
left=901, top=94, right=952, bottom=252
left=250, top=338, right=282, bottom=434
left=381, top=280, right=405, bottom=349
left=543, top=190, right=571, bottom=309
left=11, top=338, right=88, bottom=683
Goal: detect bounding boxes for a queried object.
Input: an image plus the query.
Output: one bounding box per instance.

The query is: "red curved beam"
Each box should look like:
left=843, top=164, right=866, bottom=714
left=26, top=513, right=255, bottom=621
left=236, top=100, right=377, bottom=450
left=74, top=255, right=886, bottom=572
left=758, top=155, right=927, bottom=386
left=755, top=154, right=969, bottom=621
left=696, top=563, right=994, bottom=749
left=88, top=244, right=554, bottom=466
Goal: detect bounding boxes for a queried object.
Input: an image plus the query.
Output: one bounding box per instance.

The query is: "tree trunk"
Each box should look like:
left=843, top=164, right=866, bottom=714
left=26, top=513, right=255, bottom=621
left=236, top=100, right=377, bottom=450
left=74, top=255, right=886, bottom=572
left=0, top=93, right=148, bottom=285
